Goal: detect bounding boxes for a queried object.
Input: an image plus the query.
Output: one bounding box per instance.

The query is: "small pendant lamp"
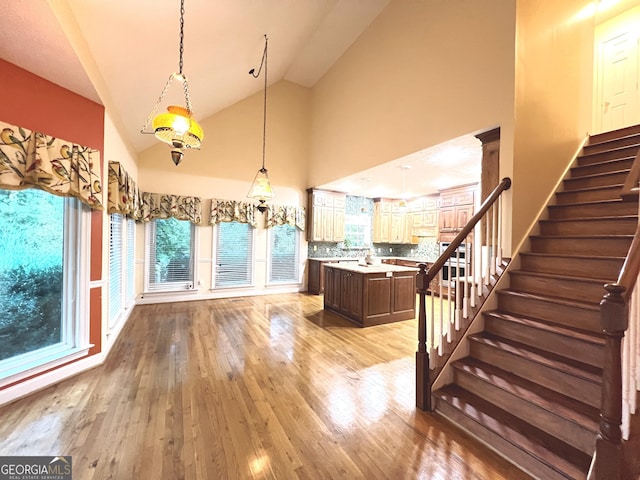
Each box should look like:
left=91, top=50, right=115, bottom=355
left=247, top=35, right=275, bottom=213
left=140, top=0, right=203, bottom=166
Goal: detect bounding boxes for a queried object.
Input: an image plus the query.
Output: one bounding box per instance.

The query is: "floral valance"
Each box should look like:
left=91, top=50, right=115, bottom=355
left=210, top=199, right=257, bottom=227
left=141, top=192, right=202, bottom=225
left=108, top=161, right=141, bottom=220
left=0, top=120, right=103, bottom=210
left=266, top=205, right=306, bottom=231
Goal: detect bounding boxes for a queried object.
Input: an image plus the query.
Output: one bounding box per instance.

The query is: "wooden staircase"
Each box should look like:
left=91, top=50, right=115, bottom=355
left=432, top=124, right=640, bottom=480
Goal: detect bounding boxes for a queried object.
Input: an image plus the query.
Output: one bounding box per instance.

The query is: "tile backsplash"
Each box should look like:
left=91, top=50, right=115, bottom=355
left=308, top=237, right=440, bottom=261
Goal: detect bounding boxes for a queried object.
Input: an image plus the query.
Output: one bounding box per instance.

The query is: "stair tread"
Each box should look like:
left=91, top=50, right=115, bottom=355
left=435, top=384, right=592, bottom=477
left=548, top=198, right=637, bottom=207
left=452, top=357, right=600, bottom=430
left=520, top=252, right=625, bottom=261
left=530, top=234, right=633, bottom=239
left=499, top=288, right=601, bottom=308
left=469, top=332, right=603, bottom=383
left=510, top=269, right=614, bottom=284
left=540, top=215, right=637, bottom=222
left=567, top=168, right=631, bottom=179
left=484, top=310, right=605, bottom=346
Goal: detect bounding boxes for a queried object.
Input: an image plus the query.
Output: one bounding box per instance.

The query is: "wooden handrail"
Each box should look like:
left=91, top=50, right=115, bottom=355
left=426, top=177, right=512, bottom=283
left=590, top=160, right=640, bottom=479
left=620, top=149, right=640, bottom=200
left=617, top=221, right=640, bottom=293
left=416, top=176, right=511, bottom=411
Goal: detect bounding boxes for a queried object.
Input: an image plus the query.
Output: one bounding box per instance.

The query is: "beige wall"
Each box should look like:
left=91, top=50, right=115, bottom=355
left=511, top=0, right=596, bottom=248
left=137, top=80, right=310, bottom=205
left=308, top=0, right=517, bottom=190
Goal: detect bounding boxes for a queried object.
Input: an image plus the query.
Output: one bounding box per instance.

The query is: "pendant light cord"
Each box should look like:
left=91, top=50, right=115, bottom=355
left=178, top=0, right=185, bottom=76
left=250, top=35, right=269, bottom=171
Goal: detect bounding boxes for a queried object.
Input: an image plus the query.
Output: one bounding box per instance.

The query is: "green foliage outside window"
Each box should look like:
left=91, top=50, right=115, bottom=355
left=0, top=189, right=64, bottom=361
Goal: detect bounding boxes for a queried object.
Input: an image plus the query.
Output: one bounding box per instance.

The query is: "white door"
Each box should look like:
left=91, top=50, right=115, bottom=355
left=593, top=6, right=640, bottom=133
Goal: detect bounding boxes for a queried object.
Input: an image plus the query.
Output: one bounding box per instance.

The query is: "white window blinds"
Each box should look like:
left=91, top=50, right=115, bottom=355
left=268, top=224, right=299, bottom=284
left=109, top=213, right=124, bottom=327
left=146, top=218, right=196, bottom=291
left=214, top=222, right=254, bottom=288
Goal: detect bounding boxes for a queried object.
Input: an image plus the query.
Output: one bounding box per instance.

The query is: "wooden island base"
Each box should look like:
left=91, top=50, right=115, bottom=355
left=323, top=263, right=418, bottom=327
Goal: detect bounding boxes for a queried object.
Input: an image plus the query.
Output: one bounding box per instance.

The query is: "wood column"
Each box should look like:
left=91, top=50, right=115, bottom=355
left=589, top=283, right=628, bottom=480
left=416, top=263, right=431, bottom=411
left=475, top=128, right=500, bottom=246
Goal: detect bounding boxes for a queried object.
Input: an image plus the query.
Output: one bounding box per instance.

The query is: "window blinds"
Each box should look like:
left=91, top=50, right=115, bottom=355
left=268, top=224, right=299, bottom=284
left=214, top=222, right=254, bottom=287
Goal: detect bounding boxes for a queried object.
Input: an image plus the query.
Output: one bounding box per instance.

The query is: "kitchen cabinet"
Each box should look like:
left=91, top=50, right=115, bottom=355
left=307, top=189, right=346, bottom=242
left=409, top=195, right=439, bottom=239
left=373, top=199, right=411, bottom=244
left=323, top=263, right=417, bottom=327
left=307, top=258, right=358, bottom=294
left=438, top=184, right=477, bottom=242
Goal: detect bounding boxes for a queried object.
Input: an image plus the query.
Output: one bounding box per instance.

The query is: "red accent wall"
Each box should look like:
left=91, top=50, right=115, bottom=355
left=0, top=58, right=105, bottom=358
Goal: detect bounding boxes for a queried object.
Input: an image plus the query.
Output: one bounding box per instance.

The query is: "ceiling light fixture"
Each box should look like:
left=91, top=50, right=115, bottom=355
left=247, top=35, right=274, bottom=213
left=140, top=0, right=203, bottom=166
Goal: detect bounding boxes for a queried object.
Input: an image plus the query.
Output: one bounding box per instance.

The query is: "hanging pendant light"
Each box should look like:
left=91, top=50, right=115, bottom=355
left=247, top=35, right=274, bottom=213
left=398, top=165, right=411, bottom=210
left=140, top=0, right=203, bottom=166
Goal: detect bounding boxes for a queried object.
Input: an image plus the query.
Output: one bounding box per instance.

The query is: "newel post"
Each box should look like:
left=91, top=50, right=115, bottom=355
left=589, top=283, right=628, bottom=480
left=416, top=263, right=431, bottom=411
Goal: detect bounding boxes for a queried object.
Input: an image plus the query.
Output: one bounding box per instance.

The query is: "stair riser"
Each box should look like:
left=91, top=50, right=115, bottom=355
left=519, top=254, right=624, bottom=279
left=539, top=218, right=637, bottom=236
left=572, top=157, right=633, bottom=176
left=529, top=237, right=632, bottom=256
left=555, top=187, right=625, bottom=204
left=469, top=340, right=601, bottom=408
left=547, top=201, right=637, bottom=219
left=509, top=273, right=607, bottom=304
left=578, top=145, right=640, bottom=165
left=484, top=314, right=604, bottom=368
left=563, top=171, right=628, bottom=190
left=582, top=135, right=640, bottom=155
left=453, top=367, right=597, bottom=454
left=434, top=401, right=573, bottom=480
left=497, top=292, right=600, bottom=332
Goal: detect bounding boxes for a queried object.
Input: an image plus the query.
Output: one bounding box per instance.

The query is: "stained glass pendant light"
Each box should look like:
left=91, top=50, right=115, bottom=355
left=140, top=0, right=203, bottom=166
left=247, top=35, right=274, bottom=213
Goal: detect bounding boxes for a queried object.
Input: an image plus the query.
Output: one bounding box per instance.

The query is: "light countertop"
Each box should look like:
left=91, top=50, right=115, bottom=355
left=322, top=262, right=419, bottom=274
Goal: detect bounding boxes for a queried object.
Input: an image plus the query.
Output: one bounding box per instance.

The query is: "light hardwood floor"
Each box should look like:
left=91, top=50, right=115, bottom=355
left=0, top=293, right=532, bottom=479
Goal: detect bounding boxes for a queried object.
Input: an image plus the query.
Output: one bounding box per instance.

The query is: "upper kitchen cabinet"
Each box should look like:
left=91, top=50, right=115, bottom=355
left=307, top=189, right=346, bottom=242
left=409, top=194, right=439, bottom=239
left=438, top=183, right=477, bottom=242
left=373, top=199, right=410, bottom=244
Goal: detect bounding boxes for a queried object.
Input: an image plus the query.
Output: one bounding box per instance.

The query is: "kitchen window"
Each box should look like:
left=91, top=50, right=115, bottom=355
left=213, top=221, right=254, bottom=288
left=0, top=188, right=91, bottom=384
left=343, top=214, right=371, bottom=249
left=145, top=217, right=197, bottom=292
left=268, top=224, right=300, bottom=284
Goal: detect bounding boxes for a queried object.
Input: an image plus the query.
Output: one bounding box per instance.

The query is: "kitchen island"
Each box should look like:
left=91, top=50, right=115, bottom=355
left=323, top=263, right=418, bottom=327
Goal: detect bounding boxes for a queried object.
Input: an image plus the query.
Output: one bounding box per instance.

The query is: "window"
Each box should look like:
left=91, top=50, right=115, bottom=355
left=0, top=188, right=90, bottom=382
left=125, top=218, right=136, bottom=305
left=214, top=222, right=254, bottom=288
left=268, top=225, right=300, bottom=284
left=109, top=213, right=124, bottom=328
left=343, top=214, right=371, bottom=248
left=145, top=217, right=196, bottom=292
